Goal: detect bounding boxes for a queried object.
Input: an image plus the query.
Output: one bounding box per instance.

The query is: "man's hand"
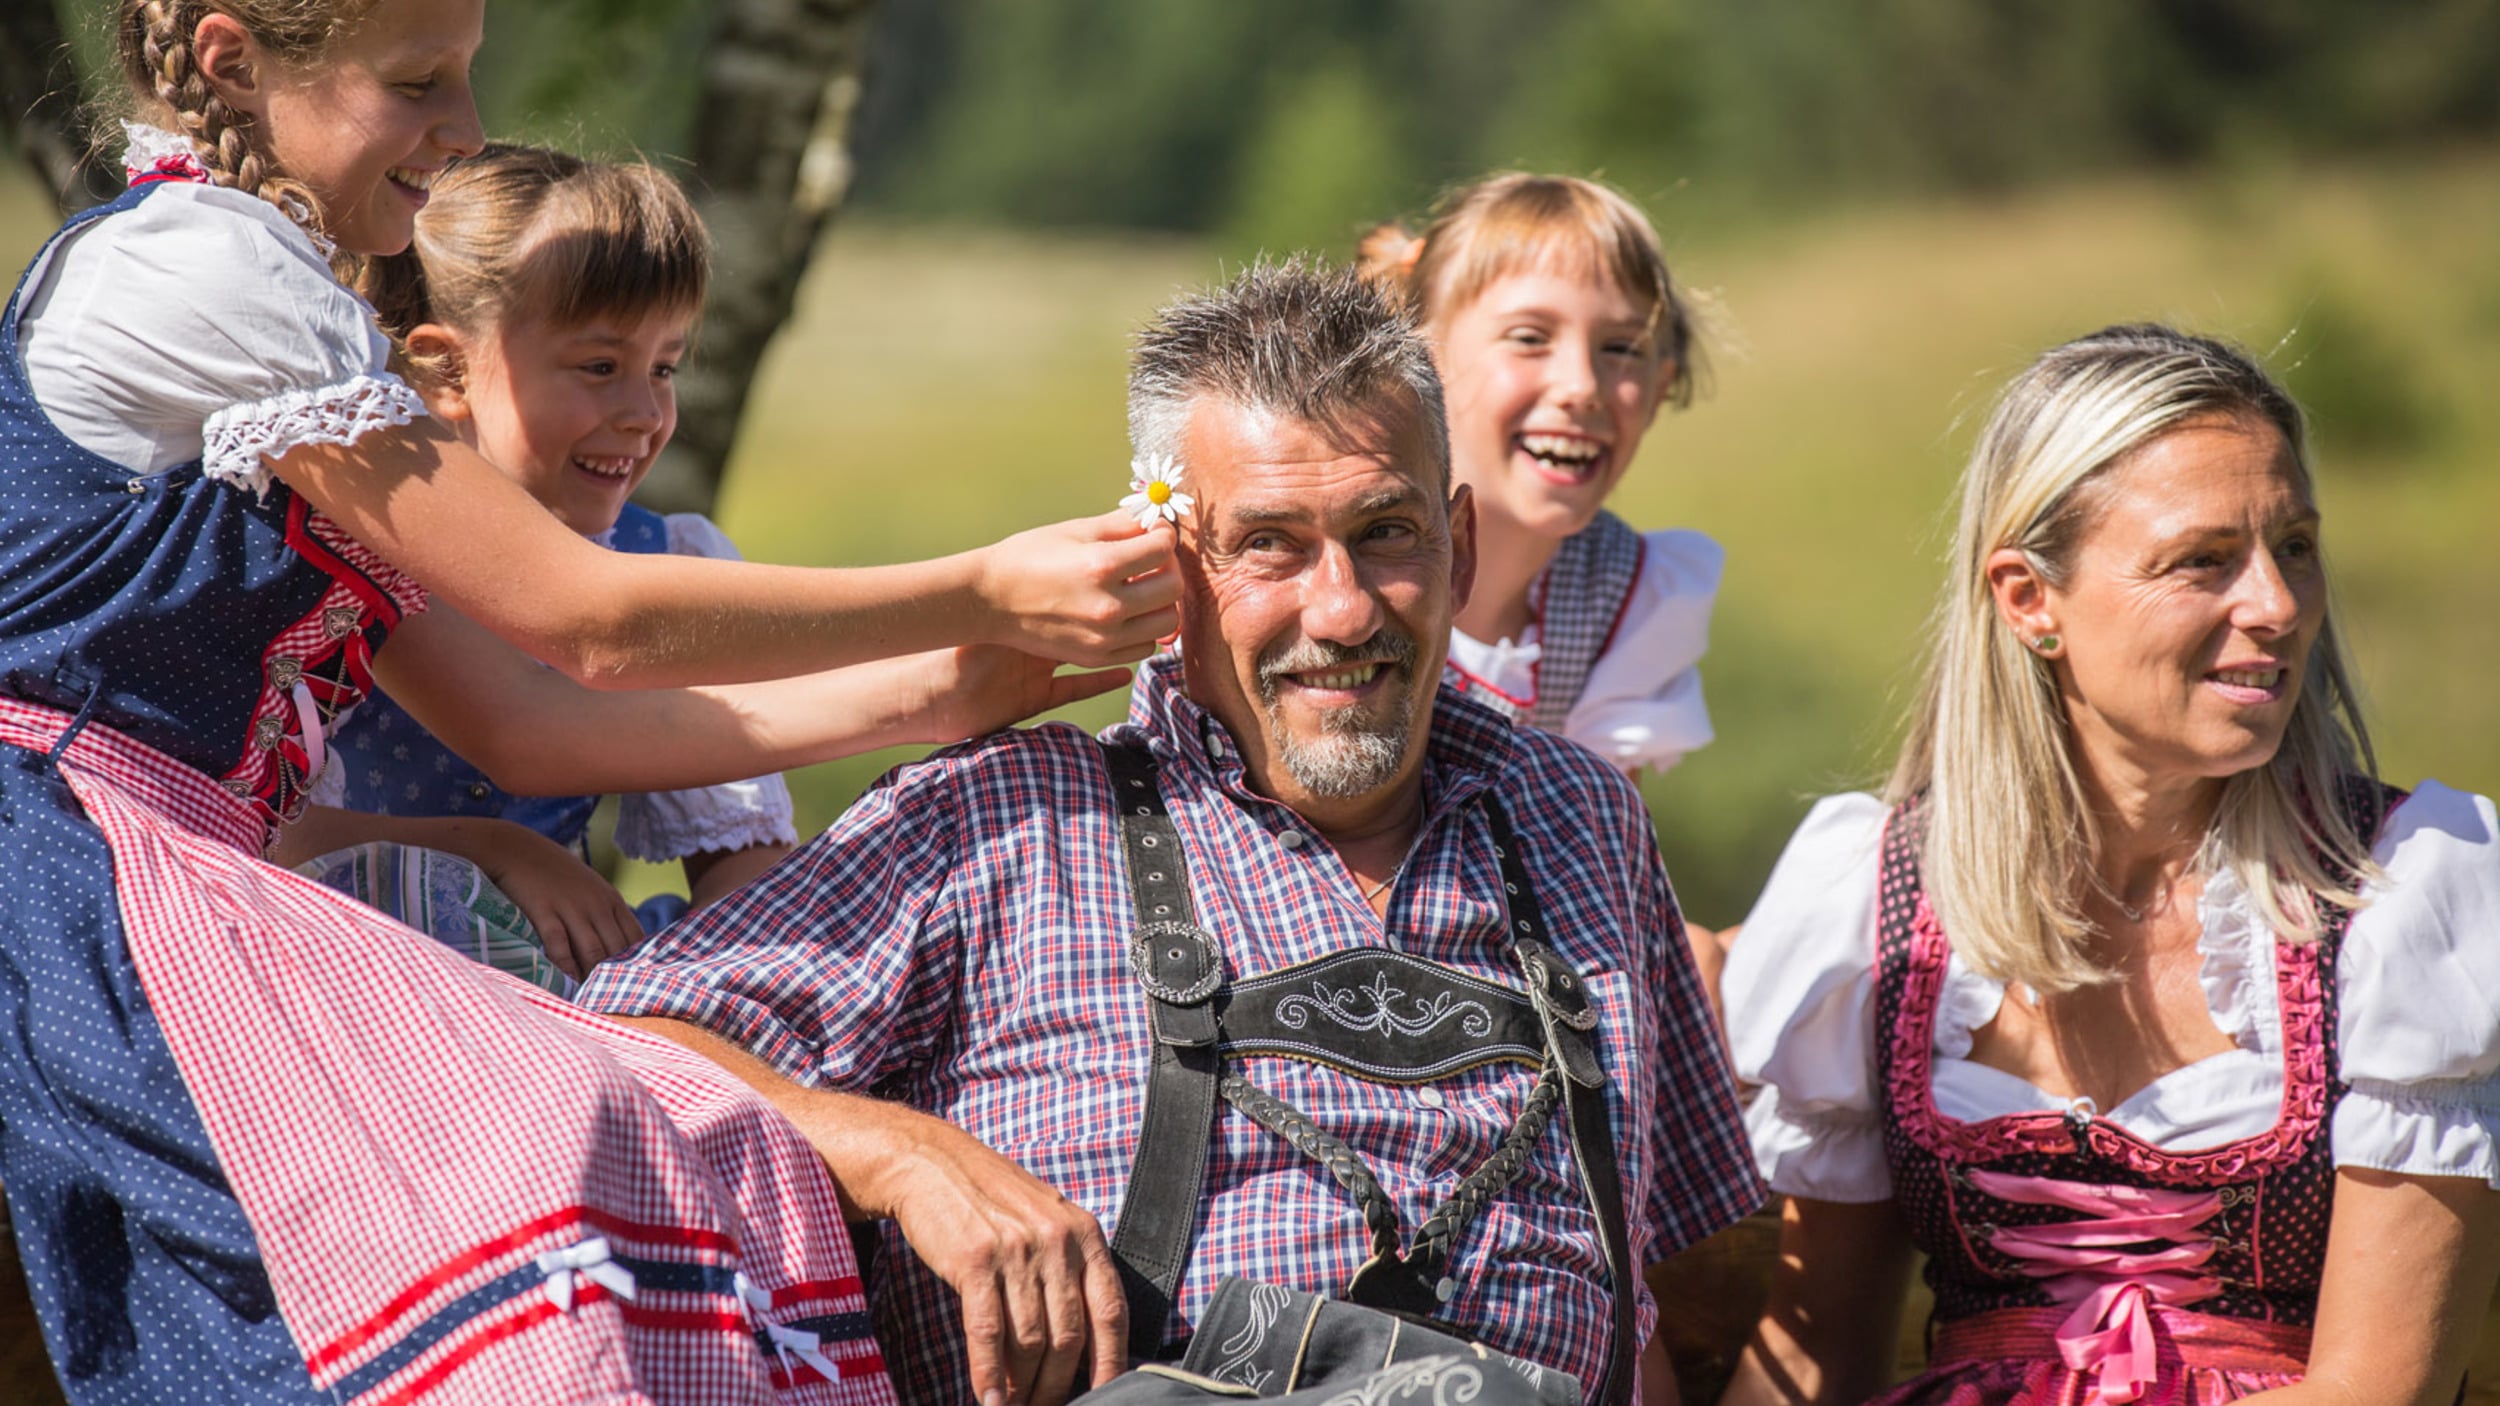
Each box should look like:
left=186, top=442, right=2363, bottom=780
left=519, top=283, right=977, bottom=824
left=611, top=1016, right=1129, bottom=1405
left=861, top=1111, right=1129, bottom=1405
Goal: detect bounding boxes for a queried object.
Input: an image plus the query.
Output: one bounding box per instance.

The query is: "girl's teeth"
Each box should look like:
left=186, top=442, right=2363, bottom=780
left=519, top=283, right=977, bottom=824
left=1520, top=433, right=1600, bottom=462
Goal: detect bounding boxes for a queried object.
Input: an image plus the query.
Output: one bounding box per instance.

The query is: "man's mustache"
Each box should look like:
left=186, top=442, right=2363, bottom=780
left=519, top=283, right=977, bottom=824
left=1256, top=632, right=1419, bottom=694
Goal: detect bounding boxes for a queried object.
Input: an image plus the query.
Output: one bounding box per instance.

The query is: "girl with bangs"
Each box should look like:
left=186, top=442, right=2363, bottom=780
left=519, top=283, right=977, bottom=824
left=277, top=145, right=813, bottom=991
left=1359, top=173, right=1719, bottom=779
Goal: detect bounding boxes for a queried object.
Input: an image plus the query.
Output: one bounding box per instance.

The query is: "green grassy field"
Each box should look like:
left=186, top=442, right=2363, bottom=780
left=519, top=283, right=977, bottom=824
left=4, top=151, right=2495, bottom=924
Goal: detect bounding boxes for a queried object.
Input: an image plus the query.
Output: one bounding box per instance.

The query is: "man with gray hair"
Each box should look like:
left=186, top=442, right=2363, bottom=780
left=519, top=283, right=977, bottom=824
left=580, top=260, right=1760, bottom=1405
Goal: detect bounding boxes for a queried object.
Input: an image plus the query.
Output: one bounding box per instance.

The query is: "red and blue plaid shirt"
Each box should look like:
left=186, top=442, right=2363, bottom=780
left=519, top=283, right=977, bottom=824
left=580, top=654, right=1762, bottom=1398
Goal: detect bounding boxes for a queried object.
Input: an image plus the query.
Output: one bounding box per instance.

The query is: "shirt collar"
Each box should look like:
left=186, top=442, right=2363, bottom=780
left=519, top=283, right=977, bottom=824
left=1113, top=650, right=1517, bottom=822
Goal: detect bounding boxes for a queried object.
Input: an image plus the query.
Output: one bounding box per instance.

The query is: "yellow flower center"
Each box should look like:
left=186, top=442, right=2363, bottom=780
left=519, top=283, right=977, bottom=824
left=1147, top=481, right=1172, bottom=505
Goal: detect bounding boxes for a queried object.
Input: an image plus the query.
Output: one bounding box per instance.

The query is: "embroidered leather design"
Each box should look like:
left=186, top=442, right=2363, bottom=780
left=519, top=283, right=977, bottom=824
left=1217, top=948, right=1546, bottom=1084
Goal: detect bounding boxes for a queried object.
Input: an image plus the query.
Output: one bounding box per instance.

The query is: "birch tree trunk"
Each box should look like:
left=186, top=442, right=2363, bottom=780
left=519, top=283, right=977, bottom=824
left=635, top=0, right=882, bottom=516
left=2, top=0, right=120, bottom=214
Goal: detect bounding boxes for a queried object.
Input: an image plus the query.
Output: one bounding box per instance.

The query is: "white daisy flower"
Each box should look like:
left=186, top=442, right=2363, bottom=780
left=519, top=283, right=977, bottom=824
left=1120, top=454, right=1194, bottom=529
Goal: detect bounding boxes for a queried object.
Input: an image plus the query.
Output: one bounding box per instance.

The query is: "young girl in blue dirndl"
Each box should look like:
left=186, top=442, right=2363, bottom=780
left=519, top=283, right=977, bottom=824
left=275, top=145, right=805, bottom=993
left=0, top=3, right=1169, bottom=1401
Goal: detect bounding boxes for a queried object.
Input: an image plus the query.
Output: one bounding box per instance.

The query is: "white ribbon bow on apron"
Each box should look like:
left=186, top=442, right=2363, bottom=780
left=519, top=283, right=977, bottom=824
left=536, top=1236, right=638, bottom=1313
left=736, top=1272, right=847, bottom=1383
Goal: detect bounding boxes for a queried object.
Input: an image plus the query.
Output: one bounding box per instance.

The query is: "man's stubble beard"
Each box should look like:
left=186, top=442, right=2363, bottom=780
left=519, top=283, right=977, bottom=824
left=1255, top=633, right=1422, bottom=799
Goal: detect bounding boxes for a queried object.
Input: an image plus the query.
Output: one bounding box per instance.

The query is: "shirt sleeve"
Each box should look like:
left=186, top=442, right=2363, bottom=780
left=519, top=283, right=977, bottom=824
left=612, top=513, right=802, bottom=863
left=1628, top=769, right=1769, bottom=1263
left=16, top=182, right=420, bottom=489
left=576, top=748, right=971, bottom=1088
left=1560, top=529, right=1722, bottom=774
left=1721, top=792, right=1894, bottom=1201
left=2331, top=781, right=2500, bottom=1187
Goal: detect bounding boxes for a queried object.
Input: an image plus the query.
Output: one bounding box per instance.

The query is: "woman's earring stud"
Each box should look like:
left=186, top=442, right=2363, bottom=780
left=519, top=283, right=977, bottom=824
left=2031, top=633, right=2061, bottom=655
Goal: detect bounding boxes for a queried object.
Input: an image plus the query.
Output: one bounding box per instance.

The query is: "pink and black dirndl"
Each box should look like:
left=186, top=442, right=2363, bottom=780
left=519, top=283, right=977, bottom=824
left=0, top=183, right=891, bottom=1403
left=1867, top=791, right=2395, bottom=1405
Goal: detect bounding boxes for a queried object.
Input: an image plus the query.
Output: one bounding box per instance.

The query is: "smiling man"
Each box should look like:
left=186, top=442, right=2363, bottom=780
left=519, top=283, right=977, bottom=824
left=579, top=262, right=1760, bottom=1406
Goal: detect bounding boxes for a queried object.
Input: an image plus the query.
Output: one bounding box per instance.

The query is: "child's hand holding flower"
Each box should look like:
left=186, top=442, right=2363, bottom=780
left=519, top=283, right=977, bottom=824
left=1121, top=454, right=1193, bottom=530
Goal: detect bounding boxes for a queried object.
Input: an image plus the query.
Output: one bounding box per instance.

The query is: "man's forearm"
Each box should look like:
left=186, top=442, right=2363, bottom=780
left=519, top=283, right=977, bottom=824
left=608, top=1013, right=918, bottom=1222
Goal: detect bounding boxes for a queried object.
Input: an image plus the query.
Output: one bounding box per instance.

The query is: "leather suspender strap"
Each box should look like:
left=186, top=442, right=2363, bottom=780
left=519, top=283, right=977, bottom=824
left=1102, top=739, right=1225, bottom=1360
left=1481, top=796, right=1638, bottom=1406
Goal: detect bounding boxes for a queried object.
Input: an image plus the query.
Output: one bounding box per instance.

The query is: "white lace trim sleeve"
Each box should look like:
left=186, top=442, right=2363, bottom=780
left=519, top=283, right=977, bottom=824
left=16, top=181, right=405, bottom=478
left=201, top=374, right=426, bottom=496
left=2332, top=781, right=2500, bottom=1186
left=1561, top=528, right=1723, bottom=773
left=614, top=777, right=802, bottom=864
left=1722, top=791, right=1892, bottom=1199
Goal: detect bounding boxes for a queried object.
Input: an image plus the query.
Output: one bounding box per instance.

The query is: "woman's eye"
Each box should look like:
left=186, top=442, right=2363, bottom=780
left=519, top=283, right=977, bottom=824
left=392, top=77, right=437, bottom=97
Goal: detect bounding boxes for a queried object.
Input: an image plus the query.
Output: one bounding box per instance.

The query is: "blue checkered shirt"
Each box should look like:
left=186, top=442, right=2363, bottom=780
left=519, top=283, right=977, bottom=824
left=579, top=653, right=1763, bottom=1399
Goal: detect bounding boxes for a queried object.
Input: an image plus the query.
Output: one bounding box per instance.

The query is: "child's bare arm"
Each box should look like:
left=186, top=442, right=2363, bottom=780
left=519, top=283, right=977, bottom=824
left=270, top=419, right=1178, bottom=687
left=269, top=806, right=642, bottom=977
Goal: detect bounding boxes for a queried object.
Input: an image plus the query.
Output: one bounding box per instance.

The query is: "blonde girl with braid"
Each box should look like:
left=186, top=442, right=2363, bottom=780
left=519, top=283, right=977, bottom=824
left=0, top=2, right=1174, bottom=1399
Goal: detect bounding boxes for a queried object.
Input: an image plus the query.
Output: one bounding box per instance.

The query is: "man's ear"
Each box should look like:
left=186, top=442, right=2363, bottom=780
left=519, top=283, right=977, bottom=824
left=1984, top=546, right=2060, bottom=656
left=1447, top=481, right=1478, bottom=615
left=192, top=13, right=272, bottom=121
left=404, top=324, right=472, bottom=422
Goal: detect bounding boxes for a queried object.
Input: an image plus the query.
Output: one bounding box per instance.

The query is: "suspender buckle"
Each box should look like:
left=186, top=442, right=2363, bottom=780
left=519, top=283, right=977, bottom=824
left=1130, top=921, right=1224, bottom=1006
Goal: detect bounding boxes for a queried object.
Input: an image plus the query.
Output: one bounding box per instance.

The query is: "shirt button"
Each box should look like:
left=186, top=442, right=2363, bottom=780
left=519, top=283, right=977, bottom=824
left=1277, top=829, right=1306, bottom=851
left=468, top=782, right=492, bottom=800
left=1415, top=1087, right=1446, bottom=1109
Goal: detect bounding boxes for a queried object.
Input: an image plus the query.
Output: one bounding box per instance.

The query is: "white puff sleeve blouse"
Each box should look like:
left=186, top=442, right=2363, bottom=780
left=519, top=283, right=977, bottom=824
left=1446, top=527, right=1722, bottom=774
left=1723, top=782, right=2500, bottom=1203
left=17, top=176, right=421, bottom=492
left=608, top=513, right=801, bottom=864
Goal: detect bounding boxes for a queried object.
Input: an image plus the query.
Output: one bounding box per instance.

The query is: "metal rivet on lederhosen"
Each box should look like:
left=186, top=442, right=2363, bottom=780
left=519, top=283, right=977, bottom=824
left=1141, top=835, right=1160, bottom=848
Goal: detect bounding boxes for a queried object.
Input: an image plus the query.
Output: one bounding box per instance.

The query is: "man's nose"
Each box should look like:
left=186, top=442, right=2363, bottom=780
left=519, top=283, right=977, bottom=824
left=1301, top=541, right=1383, bottom=645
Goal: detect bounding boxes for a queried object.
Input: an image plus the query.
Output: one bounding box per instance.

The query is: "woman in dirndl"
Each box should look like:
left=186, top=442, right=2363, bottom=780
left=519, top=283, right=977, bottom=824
left=1717, top=324, right=2500, bottom=1404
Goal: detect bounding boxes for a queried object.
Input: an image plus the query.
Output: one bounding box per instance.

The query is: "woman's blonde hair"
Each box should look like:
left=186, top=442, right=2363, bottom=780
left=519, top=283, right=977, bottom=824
left=116, top=1, right=376, bottom=250
left=1355, top=172, right=1705, bottom=408
left=1888, top=323, right=2378, bottom=995
left=361, top=143, right=711, bottom=388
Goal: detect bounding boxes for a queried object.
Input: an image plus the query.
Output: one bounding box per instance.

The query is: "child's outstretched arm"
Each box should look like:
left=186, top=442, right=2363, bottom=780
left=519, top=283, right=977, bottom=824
left=267, top=806, right=644, bottom=979
left=271, top=417, right=1179, bottom=688
left=370, top=603, right=1131, bottom=799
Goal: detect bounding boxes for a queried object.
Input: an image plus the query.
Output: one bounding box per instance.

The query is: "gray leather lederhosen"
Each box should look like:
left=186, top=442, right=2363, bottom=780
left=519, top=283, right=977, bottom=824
left=1092, top=739, right=1637, bottom=1405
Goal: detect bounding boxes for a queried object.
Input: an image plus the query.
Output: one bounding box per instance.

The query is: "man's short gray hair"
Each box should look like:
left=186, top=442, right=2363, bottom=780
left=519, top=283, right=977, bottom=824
left=1128, top=257, right=1450, bottom=487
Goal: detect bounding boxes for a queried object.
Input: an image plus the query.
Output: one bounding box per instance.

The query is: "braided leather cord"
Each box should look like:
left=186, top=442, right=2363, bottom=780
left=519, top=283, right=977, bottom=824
left=1409, top=1064, right=1564, bottom=1273
left=1221, top=1074, right=1403, bottom=1262
left=1218, top=1061, right=1568, bottom=1276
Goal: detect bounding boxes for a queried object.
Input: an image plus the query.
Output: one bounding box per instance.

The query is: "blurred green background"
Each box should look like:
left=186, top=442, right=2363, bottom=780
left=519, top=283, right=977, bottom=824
left=11, top=0, right=2499, bottom=926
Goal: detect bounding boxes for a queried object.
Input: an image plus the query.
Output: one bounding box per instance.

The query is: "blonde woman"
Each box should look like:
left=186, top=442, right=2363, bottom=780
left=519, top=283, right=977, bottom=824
left=1717, top=325, right=2500, bottom=1404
